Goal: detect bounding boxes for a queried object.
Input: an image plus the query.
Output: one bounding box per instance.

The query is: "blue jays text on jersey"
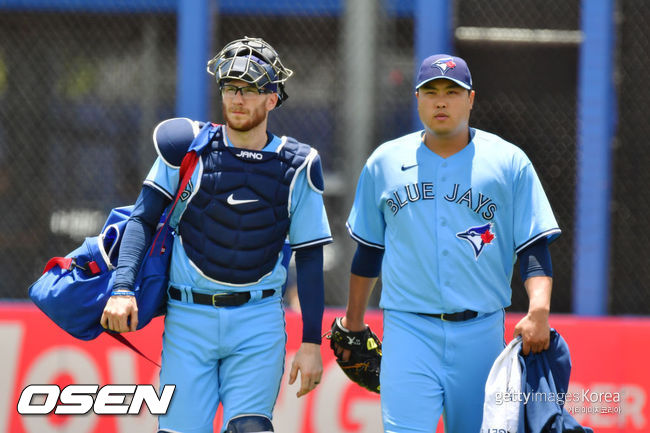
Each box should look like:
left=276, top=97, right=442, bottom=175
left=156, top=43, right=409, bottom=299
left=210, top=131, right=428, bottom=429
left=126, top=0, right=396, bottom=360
left=347, top=128, right=561, bottom=314
left=386, top=182, right=497, bottom=220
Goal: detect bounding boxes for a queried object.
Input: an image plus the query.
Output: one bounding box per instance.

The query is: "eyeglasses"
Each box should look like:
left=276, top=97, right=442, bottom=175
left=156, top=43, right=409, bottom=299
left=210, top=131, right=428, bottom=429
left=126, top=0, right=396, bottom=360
left=220, top=83, right=272, bottom=99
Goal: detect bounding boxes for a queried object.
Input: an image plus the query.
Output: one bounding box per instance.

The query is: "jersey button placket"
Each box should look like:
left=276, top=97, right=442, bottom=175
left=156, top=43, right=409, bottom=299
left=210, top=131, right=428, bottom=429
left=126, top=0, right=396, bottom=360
left=436, top=160, right=451, bottom=310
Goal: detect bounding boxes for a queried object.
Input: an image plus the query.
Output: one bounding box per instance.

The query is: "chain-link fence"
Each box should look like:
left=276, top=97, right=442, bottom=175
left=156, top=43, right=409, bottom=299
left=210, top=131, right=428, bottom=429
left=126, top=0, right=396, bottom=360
left=610, top=0, right=650, bottom=315
left=1, top=1, right=647, bottom=315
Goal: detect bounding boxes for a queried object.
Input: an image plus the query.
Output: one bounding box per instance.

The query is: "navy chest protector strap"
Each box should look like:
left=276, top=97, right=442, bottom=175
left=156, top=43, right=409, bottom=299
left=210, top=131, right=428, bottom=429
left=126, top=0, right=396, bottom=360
left=28, top=123, right=215, bottom=366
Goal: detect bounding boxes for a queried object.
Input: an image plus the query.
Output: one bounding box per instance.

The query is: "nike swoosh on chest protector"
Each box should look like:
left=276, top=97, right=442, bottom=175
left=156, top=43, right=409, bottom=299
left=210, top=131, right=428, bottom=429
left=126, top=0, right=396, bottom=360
left=226, top=193, right=259, bottom=205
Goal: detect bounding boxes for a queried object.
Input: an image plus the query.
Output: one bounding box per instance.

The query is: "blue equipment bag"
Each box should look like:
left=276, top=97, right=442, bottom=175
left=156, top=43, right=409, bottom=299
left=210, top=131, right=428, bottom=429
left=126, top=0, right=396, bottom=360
left=28, top=122, right=213, bottom=342
left=28, top=206, right=173, bottom=340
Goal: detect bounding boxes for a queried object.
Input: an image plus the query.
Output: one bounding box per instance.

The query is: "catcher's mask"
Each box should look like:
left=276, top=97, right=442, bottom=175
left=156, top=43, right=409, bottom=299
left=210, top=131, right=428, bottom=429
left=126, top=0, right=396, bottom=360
left=207, top=36, right=293, bottom=107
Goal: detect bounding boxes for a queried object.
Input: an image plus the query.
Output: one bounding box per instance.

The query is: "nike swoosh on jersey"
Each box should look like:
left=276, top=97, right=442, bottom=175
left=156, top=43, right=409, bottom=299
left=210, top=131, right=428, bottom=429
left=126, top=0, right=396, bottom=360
left=226, top=193, right=259, bottom=205
left=401, top=163, right=418, bottom=171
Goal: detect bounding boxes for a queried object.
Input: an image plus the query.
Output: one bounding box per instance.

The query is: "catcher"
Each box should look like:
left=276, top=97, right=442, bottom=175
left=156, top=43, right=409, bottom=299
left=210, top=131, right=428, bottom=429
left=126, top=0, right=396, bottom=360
left=327, top=317, right=382, bottom=393
left=102, top=37, right=332, bottom=433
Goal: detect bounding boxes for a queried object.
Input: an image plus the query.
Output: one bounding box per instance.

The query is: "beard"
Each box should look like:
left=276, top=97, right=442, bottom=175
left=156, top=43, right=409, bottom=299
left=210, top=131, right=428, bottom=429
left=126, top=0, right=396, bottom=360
left=222, top=101, right=268, bottom=132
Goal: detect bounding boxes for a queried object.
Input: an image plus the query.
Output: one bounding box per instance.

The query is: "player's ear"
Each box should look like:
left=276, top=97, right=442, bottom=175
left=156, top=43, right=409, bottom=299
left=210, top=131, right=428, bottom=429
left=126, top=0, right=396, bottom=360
left=266, top=92, right=279, bottom=111
left=468, top=90, right=475, bottom=109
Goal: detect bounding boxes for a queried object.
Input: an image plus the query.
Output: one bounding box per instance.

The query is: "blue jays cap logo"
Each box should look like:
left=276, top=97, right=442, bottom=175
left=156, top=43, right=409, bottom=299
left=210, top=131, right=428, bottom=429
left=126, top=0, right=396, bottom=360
left=432, top=57, right=457, bottom=74
left=416, top=54, right=472, bottom=90
left=457, top=223, right=495, bottom=259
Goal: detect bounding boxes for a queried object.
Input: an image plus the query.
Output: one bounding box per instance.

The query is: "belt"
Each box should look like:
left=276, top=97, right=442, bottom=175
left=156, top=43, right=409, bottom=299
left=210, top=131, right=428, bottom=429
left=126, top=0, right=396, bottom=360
left=169, top=286, right=275, bottom=307
left=421, top=310, right=478, bottom=322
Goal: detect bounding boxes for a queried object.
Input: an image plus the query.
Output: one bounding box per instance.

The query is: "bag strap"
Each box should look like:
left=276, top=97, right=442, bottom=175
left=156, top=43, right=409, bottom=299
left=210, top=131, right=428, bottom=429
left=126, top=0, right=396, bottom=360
left=148, top=121, right=217, bottom=256
left=148, top=149, right=200, bottom=256
left=107, top=332, right=161, bottom=368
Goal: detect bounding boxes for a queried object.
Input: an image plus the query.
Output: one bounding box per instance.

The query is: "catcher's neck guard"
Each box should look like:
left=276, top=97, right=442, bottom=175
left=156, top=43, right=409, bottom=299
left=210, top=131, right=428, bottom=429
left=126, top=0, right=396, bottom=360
left=207, top=36, right=293, bottom=107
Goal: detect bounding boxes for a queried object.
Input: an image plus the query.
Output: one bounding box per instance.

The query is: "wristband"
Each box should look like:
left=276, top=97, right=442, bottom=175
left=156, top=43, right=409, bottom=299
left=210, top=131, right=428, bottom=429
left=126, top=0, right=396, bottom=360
left=111, top=290, right=135, bottom=297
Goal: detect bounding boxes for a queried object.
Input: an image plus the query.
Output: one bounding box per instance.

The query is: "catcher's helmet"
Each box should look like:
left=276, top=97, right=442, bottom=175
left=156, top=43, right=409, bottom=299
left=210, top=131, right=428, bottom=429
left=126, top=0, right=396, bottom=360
left=207, top=36, right=293, bottom=107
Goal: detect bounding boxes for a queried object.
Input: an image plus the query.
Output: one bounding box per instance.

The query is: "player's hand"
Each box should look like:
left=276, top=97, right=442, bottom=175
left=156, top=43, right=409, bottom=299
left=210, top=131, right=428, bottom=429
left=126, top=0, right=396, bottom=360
left=332, top=316, right=366, bottom=362
left=100, top=295, right=138, bottom=333
left=513, top=310, right=550, bottom=355
left=288, top=342, right=323, bottom=397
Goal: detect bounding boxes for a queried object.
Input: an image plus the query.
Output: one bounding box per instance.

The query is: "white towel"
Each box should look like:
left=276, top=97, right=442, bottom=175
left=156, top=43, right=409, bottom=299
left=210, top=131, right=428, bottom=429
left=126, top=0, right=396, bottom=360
left=481, top=336, right=522, bottom=433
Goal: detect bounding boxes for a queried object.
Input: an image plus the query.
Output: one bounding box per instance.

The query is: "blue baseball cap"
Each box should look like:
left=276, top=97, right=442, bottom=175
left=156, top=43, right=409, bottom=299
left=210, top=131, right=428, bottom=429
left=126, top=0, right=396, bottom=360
left=415, top=54, right=472, bottom=90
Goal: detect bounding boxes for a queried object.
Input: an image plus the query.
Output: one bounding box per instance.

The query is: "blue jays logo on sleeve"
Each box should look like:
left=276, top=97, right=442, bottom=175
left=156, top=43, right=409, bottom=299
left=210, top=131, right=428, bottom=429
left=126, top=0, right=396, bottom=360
left=432, top=57, right=457, bottom=74
left=456, top=223, right=496, bottom=260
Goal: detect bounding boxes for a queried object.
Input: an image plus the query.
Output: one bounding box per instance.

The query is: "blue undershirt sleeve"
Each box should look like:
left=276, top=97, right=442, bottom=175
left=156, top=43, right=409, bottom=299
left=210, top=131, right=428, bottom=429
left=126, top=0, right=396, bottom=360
left=294, top=245, right=325, bottom=344
left=517, top=237, right=553, bottom=281
left=112, top=186, right=171, bottom=291
left=351, top=243, right=384, bottom=278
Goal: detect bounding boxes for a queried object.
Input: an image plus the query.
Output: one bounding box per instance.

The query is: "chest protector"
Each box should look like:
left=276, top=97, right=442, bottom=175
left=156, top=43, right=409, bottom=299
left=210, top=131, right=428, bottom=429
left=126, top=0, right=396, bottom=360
left=178, top=125, right=314, bottom=285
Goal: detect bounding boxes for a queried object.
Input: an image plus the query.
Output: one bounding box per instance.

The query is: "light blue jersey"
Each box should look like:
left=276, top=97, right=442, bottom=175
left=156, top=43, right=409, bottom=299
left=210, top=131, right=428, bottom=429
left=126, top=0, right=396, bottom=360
left=347, top=128, right=560, bottom=314
left=145, top=131, right=332, bottom=294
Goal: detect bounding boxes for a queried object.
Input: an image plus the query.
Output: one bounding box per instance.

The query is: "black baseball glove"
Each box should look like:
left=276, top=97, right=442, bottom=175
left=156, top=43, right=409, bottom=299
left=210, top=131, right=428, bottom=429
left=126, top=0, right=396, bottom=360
left=326, top=317, right=382, bottom=393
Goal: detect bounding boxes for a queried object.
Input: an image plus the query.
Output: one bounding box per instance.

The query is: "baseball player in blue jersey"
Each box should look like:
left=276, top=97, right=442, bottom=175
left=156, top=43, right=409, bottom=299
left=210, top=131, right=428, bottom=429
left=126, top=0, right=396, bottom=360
left=101, top=37, right=332, bottom=433
left=335, top=54, right=561, bottom=432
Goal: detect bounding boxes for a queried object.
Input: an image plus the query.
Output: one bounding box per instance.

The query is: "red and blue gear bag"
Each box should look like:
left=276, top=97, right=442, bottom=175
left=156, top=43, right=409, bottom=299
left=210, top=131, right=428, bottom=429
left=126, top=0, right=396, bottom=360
left=28, top=205, right=174, bottom=340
